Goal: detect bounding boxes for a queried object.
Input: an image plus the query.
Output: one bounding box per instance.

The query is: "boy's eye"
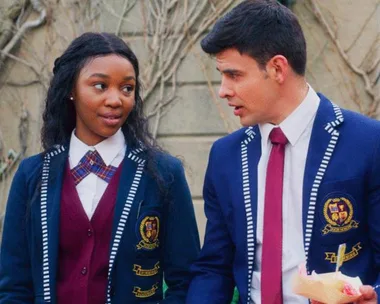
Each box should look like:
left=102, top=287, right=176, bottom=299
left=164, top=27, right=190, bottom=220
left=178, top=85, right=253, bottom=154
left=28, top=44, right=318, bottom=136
left=228, top=73, right=237, bottom=79
left=94, top=83, right=106, bottom=90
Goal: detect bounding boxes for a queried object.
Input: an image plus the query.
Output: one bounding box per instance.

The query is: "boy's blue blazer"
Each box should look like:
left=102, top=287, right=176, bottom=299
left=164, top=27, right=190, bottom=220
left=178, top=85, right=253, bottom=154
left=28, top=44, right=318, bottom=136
left=187, top=95, right=380, bottom=303
left=0, top=146, right=200, bottom=303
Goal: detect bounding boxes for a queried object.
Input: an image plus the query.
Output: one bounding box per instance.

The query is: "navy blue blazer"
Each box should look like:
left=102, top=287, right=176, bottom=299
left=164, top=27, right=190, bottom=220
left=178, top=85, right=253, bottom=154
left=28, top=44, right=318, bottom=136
left=0, top=145, right=200, bottom=303
left=187, top=95, right=380, bottom=304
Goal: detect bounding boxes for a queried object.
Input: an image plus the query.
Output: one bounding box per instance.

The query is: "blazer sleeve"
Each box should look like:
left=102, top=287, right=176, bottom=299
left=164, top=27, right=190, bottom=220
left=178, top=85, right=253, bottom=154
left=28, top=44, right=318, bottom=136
left=187, top=144, right=235, bottom=304
left=367, top=138, right=380, bottom=298
left=0, top=160, right=34, bottom=303
left=160, top=158, right=201, bottom=304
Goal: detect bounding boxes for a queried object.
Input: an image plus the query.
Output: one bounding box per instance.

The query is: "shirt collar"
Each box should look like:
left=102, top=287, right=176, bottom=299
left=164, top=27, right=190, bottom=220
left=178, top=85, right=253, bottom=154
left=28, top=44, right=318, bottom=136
left=69, top=128, right=126, bottom=166
left=259, top=85, right=320, bottom=147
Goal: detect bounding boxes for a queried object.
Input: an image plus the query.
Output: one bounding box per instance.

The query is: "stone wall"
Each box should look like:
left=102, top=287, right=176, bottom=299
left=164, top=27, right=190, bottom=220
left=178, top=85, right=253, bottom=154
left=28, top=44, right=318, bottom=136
left=0, top=0, right=378, bottom=242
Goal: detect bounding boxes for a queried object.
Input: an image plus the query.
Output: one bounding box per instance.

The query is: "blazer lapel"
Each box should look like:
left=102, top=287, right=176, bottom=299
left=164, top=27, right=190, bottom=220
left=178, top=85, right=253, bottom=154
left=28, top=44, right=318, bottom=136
left=241, top=126, right=261, bottom=304
left=106, top=147, right=146, bottom=304
left=302, top=94, right=344, bottom=270
left=40, top=145, right=68, bottom=303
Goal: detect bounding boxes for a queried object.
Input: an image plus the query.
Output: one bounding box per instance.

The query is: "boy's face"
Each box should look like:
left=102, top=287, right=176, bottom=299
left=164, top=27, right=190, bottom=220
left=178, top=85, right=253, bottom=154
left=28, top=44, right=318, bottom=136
left=216, top=48, right=280, bottom=127
left=72, top=54, right=136, bottom=146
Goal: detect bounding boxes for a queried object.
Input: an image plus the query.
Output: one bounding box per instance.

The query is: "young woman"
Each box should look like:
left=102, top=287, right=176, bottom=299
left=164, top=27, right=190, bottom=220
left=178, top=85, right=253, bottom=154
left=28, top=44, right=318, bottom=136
left=0, top=32, right=200, bottom=304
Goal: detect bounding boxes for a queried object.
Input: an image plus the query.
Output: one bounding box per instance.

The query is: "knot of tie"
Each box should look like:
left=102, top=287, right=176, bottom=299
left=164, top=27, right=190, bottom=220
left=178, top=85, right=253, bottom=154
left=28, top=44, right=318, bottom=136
left=84, top=150, right=105, bottom=169
left=269, top=127, right=288, bottom=145
left=71, top=150, right=117, bottom=185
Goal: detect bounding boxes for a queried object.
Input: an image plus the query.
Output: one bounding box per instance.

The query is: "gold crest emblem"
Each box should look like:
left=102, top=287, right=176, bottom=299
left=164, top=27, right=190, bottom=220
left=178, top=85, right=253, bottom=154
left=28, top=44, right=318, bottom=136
left=325, top=243, right=362, bottom=263
left=322, top=197, right=359, bottom=235
left=136, top=215, right=160, bottom=250
left=133, top=283, right=159, bottom=298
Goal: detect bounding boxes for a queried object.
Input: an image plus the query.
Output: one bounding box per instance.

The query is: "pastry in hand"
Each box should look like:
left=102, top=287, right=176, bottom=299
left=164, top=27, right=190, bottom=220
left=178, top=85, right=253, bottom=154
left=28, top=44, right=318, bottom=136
left=292, top=264, right=362, bottom=304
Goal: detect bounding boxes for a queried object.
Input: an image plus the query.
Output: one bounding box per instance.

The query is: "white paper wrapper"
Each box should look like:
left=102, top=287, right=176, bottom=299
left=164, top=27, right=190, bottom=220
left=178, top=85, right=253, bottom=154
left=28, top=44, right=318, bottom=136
left=293, top=270, right=362, bottom=304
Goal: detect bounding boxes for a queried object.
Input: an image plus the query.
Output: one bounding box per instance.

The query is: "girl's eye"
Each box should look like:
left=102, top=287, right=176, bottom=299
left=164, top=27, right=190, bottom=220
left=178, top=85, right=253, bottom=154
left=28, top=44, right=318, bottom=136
left=94, top=83, right=106, bottom=90
left=122, top=85, right=134, bottom=93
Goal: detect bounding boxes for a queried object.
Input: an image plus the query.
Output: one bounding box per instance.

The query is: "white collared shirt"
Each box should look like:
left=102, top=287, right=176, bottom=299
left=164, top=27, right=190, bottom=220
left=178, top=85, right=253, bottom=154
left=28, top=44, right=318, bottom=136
left=250, top=85, right=320, bottom=303
left=68, top=129, right=126, bottom=219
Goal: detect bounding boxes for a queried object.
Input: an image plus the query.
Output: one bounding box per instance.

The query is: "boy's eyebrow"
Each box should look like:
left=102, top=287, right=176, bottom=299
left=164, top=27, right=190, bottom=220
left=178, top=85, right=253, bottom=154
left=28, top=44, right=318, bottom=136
left=216, top=68, right=240, bottom=74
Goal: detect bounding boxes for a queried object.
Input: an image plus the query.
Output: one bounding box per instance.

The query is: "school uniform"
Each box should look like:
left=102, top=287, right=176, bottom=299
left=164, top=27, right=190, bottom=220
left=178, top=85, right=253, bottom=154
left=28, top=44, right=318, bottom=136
left=0, top=130, right=200, bottom=303
left=187, top=92, right=380, bottom=303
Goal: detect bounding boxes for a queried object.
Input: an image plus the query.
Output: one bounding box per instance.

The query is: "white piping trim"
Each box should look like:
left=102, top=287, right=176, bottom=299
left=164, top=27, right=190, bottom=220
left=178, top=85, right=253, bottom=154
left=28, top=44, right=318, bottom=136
left=241, top=127, right=256, bottom=304
left=304, top=103, right=343, bottom=273
left=106, top=149, right=146, bottom=303
left=41, top=145, right=66, bottom=302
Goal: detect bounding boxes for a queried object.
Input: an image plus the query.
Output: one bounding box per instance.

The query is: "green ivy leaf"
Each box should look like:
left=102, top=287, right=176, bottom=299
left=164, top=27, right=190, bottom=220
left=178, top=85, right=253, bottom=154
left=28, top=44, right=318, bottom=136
left=278, top=0, right=296, bottom=7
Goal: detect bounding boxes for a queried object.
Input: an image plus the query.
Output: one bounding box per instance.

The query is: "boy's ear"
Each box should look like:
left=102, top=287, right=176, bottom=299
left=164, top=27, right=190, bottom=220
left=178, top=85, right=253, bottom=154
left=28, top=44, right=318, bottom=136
left=266, top=55, right=289, bottom=84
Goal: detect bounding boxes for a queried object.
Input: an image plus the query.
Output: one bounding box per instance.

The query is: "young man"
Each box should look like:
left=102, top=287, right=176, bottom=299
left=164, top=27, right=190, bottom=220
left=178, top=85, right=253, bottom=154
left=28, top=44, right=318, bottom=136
left=187, top=1, right=379, bottom=303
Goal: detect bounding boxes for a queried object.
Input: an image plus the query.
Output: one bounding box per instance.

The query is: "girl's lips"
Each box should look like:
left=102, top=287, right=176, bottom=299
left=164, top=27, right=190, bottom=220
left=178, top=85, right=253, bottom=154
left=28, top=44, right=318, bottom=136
left=99, top=115, right=122, bottom=126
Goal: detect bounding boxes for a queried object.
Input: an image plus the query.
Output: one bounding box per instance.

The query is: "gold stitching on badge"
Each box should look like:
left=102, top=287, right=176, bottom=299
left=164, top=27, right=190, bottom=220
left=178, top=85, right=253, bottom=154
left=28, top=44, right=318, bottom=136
left=136, top=216, right=160, bottom=250
left=133, top=283, right=159, bottom=298
left=322, top=197, right=359, bottom=235
left=325, top=242, right=362, bottom=263
left=133, top=262, right=160, bottom=277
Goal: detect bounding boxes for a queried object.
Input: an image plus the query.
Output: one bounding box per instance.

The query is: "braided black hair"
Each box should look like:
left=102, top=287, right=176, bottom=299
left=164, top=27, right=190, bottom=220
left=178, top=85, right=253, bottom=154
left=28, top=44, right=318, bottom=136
left=41, top=32, right=168, bottom=190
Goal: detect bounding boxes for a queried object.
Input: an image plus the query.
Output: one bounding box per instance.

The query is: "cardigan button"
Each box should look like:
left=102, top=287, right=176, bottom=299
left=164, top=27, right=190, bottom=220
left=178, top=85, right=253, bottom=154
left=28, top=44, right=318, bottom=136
left=87, top=229, right=93, bottom=237
left=81, top=267, right=87, bottom=275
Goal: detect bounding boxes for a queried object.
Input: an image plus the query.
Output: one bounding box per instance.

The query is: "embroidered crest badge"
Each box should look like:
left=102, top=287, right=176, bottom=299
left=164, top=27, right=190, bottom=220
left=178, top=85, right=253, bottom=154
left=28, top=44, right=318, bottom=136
left=322, top=197, right=359, bottom=235
left=133, top=283, right=159, bottom=298
left=136, top=214, right=160, bottom=250
left=133, top=262, right=160, bottom=277
left=325, top=242, right=362, bottom=264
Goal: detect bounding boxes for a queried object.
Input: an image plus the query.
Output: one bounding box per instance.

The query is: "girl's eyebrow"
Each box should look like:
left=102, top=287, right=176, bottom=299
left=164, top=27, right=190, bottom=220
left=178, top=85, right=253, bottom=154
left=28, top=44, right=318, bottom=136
left=88, top=73, right=136, bottom=81
left=89, top=73, right=109, bottom=79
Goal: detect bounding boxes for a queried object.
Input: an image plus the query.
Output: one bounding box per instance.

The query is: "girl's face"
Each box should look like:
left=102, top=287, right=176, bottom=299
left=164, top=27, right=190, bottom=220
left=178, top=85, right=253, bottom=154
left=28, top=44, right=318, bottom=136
left=72, top=54, right=136, bottom=146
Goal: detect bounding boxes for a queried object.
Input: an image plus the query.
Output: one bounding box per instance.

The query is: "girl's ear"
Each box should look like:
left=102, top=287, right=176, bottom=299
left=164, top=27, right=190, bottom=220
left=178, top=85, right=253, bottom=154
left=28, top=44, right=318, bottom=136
left=69, top=91, right=76, bottom=101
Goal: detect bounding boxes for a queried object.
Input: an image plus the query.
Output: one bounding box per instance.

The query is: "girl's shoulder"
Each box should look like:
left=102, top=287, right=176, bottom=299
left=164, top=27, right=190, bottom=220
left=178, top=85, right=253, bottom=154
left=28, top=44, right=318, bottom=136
left=18, top=144, right=67, bottom=180
left=16, top=153, right=45, bottom=183
left=149, top=151, right=183, bottom=172
left=19, top=153, right=44, bottom=171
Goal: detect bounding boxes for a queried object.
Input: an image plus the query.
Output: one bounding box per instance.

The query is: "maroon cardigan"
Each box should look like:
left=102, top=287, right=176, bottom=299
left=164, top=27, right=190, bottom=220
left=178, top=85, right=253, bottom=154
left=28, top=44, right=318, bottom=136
left=56, top=163, right=122, bottom=304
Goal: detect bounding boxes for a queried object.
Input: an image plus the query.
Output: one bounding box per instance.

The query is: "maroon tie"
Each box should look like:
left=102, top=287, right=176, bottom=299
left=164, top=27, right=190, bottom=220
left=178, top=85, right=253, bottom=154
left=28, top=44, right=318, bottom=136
left=261, top=127, right=288, bottom=304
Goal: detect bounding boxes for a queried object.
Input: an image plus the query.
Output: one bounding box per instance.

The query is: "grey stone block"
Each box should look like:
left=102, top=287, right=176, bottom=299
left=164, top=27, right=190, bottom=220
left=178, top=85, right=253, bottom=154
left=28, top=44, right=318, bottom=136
left=176, top=40, right=221, bottom=83
left=100, top=0, right=146, bottom=34
left=193, top=199, right=206, bottom=245
left=121, top=36, right=221, bottom=83
left=147, top=84, right=239, bottom=135
left=158, top=135, right=219, bottom=197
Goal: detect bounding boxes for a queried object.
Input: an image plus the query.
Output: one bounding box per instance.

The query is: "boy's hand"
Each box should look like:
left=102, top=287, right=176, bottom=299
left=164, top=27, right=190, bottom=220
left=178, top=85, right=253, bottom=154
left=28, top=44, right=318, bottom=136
left=310, top=285, right=377, bottom=304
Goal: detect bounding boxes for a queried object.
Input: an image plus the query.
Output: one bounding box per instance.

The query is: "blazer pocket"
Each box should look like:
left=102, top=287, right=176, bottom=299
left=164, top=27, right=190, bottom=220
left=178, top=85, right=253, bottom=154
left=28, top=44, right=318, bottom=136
left=135, top=203, right=162, bottom=255
left=136, top=200, right=162, bottom=219
left=315, top=178, right=366, bottom=245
